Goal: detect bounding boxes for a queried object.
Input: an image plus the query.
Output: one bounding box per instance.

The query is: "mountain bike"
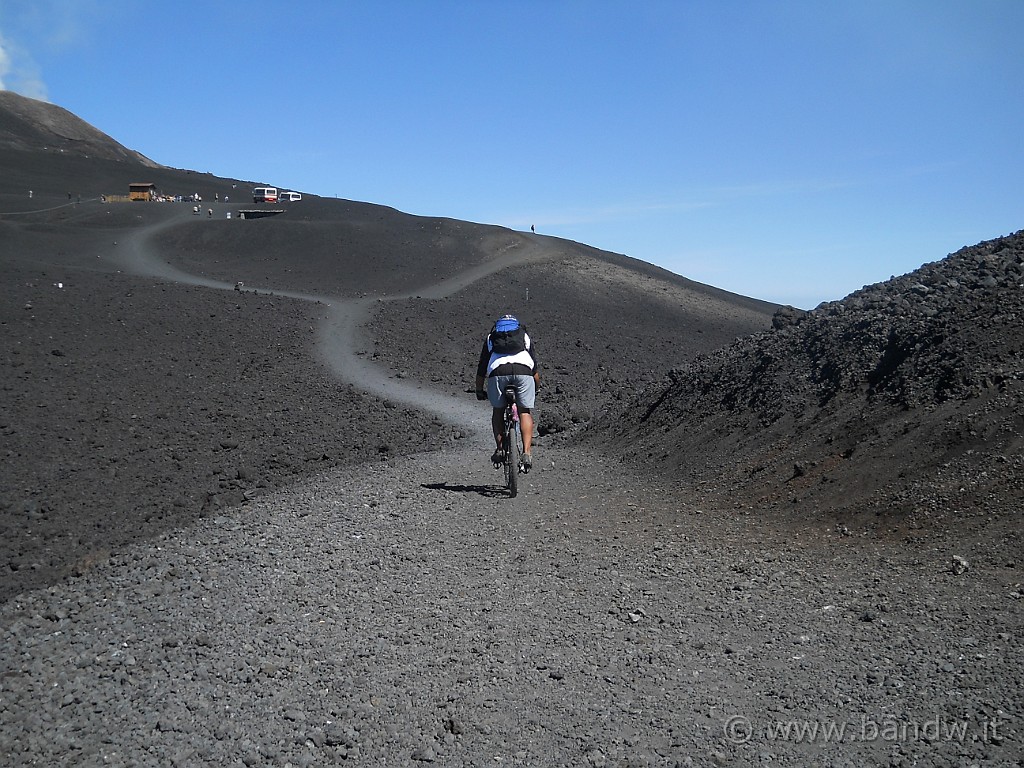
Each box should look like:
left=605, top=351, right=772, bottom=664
left=495, top=385, right=526, bottom=498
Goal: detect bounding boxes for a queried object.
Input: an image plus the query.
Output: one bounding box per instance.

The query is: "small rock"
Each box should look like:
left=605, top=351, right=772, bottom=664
left=411, top=744, right=437, bottom=762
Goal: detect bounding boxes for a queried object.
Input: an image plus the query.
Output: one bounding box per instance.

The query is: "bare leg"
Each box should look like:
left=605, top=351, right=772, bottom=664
left=520, top=411, right=534, bottom=456
left=491, top=408, right=504, bottom=450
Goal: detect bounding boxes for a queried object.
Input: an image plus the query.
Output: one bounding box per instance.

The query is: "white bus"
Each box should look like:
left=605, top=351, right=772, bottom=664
left=253, top=187, right=278, bottom=203
left=279, top=191, right=302, bottom=202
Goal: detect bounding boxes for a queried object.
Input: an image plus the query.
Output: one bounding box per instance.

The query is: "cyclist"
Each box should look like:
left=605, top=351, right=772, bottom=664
left=475, top=314, right=540, bottom=470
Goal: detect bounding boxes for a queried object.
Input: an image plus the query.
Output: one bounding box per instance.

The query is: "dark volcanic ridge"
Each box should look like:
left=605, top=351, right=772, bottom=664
left=584, top=230, right=1024, bottom=543
left=0, top=90, right=158, bottom=167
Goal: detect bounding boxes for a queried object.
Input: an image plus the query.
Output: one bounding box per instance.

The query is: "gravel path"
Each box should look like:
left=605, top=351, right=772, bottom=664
left=2, top=443, right=1020, bottom=767
left=110, top=206, right=563, bottom=433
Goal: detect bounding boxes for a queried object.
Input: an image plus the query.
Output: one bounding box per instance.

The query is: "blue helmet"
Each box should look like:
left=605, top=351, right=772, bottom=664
left=494, top=314, right=519, bottom=332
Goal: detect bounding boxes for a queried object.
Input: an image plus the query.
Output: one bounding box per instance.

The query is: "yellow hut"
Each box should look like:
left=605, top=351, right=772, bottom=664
left=128, top=182, right=156, bottom=201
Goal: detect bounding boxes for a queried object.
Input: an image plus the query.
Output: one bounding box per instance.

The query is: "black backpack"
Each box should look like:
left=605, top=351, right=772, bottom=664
left=490, top=323, right=527, bottom=355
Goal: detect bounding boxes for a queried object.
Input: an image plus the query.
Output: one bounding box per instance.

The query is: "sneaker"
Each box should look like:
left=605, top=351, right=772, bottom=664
left=490, top=449, right=506, bottom=464
left=522, top=452, right=532, bottom=471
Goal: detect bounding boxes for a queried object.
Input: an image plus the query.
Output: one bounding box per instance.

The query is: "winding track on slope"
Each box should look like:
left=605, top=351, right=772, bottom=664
left=110, top=205, right=559, bottom=432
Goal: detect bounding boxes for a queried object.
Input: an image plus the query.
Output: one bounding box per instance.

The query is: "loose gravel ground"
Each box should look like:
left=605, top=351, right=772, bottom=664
left=2, top=443, right=1020, bottom=767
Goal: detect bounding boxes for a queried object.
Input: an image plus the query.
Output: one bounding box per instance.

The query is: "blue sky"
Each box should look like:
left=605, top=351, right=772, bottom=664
left=1, top=1, right=1021, bottom=308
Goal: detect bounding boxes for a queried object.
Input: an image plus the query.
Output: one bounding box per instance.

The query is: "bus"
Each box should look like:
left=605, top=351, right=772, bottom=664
left=253, top=187, right=278, bottom=203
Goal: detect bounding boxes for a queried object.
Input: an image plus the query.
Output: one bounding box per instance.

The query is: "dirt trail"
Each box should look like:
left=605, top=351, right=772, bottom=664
left=114, top=214, right=560, bottom=431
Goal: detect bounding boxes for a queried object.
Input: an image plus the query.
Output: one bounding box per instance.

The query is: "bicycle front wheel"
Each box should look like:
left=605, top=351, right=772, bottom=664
left=505, top=423, right=519, bottom=498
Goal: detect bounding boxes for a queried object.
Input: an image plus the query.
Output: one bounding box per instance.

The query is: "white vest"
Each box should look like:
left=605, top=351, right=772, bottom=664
left=486, top=332, right=534, bottom=375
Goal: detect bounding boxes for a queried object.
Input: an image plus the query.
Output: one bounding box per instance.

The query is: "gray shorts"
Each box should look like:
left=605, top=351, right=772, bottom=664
left=487, top=374, right=536, bottom=410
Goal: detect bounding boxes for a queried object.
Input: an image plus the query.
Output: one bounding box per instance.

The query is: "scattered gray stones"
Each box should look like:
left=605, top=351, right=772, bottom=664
left=1, top=446, right=1020, bottom=765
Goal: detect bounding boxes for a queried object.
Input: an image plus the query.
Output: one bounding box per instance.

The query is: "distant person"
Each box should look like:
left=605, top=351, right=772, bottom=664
left=475, top=314, right=540, bottom=469
left=28, top=190, right=32, bottom=198
left=531, top=224, right=535, bottom=233
left=207, top=208, right=213, bottom=218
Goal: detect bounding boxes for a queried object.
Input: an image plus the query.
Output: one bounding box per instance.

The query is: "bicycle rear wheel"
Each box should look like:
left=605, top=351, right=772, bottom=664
left=505, top=422, right=519, bottom=498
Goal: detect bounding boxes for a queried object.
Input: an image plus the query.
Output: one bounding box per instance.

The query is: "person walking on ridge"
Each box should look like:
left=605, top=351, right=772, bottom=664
left=475, top=314, right=540, bottom=469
